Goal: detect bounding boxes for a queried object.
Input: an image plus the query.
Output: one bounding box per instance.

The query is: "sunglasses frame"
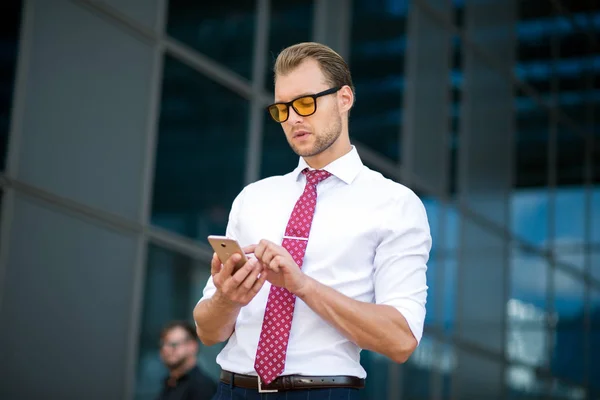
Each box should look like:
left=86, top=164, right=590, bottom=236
left=267, top=86, right=342, bottom=123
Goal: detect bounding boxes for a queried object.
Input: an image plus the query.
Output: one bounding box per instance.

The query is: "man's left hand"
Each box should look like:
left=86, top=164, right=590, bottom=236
left=244, top=239, right=309, bottom=295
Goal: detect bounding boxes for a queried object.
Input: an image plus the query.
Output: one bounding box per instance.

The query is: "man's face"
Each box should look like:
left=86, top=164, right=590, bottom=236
left=274, top=59, right=343, bottom=158
left=159, top=327, right=196, bottom=370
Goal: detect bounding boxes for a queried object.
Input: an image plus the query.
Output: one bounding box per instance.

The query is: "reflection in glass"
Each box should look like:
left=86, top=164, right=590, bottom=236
left=166, top=1, right=256, bottom=79
left=358, top=351, right=389, bottom=400
left=135, top=244, right=218, bottom=400
left=551, top=268, right=585, bottom=385
left=508, top=249, right=548, bottom=367
left=443, top=206, right=458, bottom=334
left=514, top=98, right=549, bottom=189
left=403, top=336, right=455, bottom=400
left=591, top=290, right=600, bottom=394
left=422, top=198, right=440, bottom=255
left=443, top=255, right=456, bottom=334
left=424, top=257, right=437, bottom=327
left=506, top=365, right=547, bottom=399
left=592, top=188, right=600, bottom=280
left=151, top=56, right=249, bottom=240
left=549, top=380, right=586, bottom=400
left=511, top=188, right=549, bottom=246
left=348, top=0, right=407, bottom=161
left=445, top=205, right=459, bottom=254
left=555, top=124, right=586, bottom=270
left=422, top=197, right=439, bottom=327
left=593, top=188, right=600, bottom=244
left=594, top=249, right=600, bottom=286
left=554, top=187, right=586, bottom=271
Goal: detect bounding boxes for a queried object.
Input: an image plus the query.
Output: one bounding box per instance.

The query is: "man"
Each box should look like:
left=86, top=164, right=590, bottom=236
left=156, top=321, right=217, bottom=400
left=193, top=42, right=431, bottom=399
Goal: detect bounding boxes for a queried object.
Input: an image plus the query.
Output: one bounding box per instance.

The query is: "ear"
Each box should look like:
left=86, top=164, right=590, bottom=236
left=338, top=85, right=354, bottom=113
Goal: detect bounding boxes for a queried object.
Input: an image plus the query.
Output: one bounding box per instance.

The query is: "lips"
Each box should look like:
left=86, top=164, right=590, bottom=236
left=293, top=130, right=311, bottom=138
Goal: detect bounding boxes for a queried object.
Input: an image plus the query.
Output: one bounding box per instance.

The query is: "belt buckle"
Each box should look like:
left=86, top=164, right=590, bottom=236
left=257, top=376, right=278, bottom=393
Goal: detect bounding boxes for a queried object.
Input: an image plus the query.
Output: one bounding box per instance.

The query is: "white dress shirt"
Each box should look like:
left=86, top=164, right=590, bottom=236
left=198, top=146, right=431, bottom=379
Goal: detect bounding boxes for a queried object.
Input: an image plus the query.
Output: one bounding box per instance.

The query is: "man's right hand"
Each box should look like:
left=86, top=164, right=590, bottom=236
left=211, top=252, right=268, bottom=307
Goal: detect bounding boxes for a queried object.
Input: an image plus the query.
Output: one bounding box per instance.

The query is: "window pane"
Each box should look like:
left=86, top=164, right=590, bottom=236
left=135, top=244, right=219, bottom=400
left=512, top=188, right=549, bottom=247
left=348, top=0, right=407, bottom=162
left=455, top=350, right=503, bottom=398
left=422, top=197, right=439, bottom=327
left=403, top=336, right=455, bottom=400
left=554, top=123, right=586, bottom=271
left=151, top=56, right=248, bottom=240
left=508, top=250, right=548, bottom=367
left=514, top=93, right=550, bottom=189
left=549, top=380, right=587, bottom=400
left=592, top=187, right=600, bottom=281
left=264, top=0, right=314, bottom=92
left=506, top=364, right=547, bottom=399
left=166, top=1, right=255, bottom=79
left=554, top=187, right=586, bottom=271
left=443, top=205, right=459, bottom=334
left=358, top=351, right=389, bottom=400
left=0, top=0, right=22, bottom=171
left=591, top=289, right=600, bottom=395
left=551, top=268, right=585, bottom=385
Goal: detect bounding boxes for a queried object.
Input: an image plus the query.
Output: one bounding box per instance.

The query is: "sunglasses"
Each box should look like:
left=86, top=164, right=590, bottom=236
left=267, top=86, right=341, bottom=123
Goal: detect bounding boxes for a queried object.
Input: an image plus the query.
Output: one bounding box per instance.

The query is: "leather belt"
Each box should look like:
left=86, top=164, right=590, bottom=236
left=219, top=370, right=365, bottom=393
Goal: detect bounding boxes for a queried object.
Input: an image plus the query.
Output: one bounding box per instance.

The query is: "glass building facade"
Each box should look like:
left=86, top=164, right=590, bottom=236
left=0, top=0, right=598, bottom=399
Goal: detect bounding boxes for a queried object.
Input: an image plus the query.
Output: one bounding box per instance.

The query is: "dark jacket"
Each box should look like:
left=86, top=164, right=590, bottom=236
left=156, top=366, right=217, bottom=400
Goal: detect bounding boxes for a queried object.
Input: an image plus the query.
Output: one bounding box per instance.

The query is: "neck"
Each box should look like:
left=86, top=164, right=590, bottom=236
left=303, top=133, right=352, bottom=170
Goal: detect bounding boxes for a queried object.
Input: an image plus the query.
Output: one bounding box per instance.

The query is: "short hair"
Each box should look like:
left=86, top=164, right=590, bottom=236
left=273, top=42, right=355, bottom=101
left=160, top=320, right=196, bottom=341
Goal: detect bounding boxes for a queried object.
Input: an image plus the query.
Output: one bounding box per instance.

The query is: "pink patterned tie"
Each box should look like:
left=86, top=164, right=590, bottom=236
left=254, top=168, right=332, bottom=385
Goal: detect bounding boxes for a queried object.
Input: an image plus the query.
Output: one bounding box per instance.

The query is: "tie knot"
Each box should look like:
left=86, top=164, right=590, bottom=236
left=302, top=168, right=332, bottom=186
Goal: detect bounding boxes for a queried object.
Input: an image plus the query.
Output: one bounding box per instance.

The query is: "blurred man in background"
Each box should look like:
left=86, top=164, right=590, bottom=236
left=157, top=321, right=216, bottom=400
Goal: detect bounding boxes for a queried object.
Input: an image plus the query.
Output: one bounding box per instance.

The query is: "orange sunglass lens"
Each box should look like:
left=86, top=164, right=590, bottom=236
left=292, top=97, right=315, bottom=115
left=269, top=104, right=288, bottom=122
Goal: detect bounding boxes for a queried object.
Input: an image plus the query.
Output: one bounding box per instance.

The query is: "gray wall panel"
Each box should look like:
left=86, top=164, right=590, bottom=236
left=0, top=194, right=138, bottom=399
left=15, top=0, right=154, bottom=220
left=403, top=0, right=452, bottom=194
left=0, top=0, right=163, bottom=398
left=102, top=0, right=162, bottom=30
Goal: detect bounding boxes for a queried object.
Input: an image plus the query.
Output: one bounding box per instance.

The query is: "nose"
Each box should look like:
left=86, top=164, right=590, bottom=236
left=285, top=106, right=304, bottom=124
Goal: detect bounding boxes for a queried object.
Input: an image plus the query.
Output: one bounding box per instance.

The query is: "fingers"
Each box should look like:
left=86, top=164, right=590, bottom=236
left=253, top=241, right=266, bottom=260
left=255, top=239, right=281, bottom=266
left=223, top=257, right=255, bottom=292
left=218, top=258, right=266, bottom=305
left=241, top=260, right=262, bottom=290
left=269, top=255, right=282, bottom=273
left=242, top=244, right=256, bottom=254
left=250, top=269, right=268, bottom=296
left=221, top=253, right=241, bottom=278
left=211, top=252, right=221, bottom=275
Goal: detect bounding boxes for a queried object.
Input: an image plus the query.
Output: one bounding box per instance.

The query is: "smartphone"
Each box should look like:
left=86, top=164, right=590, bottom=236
left=207, top=235, right=248, bottom=273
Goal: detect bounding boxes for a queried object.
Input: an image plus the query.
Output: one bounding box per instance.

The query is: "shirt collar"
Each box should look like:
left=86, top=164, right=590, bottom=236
left=293, top=145, right=363, bottom=185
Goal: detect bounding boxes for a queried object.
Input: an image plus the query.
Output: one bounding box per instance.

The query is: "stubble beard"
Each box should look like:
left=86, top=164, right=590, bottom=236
left=288, top=114, right=343, bottom=158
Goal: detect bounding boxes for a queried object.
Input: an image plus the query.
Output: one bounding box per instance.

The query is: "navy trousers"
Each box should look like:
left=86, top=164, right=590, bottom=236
left=211, top=382, right=361, bottom=400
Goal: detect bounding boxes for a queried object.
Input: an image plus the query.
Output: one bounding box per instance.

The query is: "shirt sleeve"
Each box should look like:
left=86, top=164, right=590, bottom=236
left=373, top=189, right=432, bottom=344
left=197, top=187, right=247, bottom=305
